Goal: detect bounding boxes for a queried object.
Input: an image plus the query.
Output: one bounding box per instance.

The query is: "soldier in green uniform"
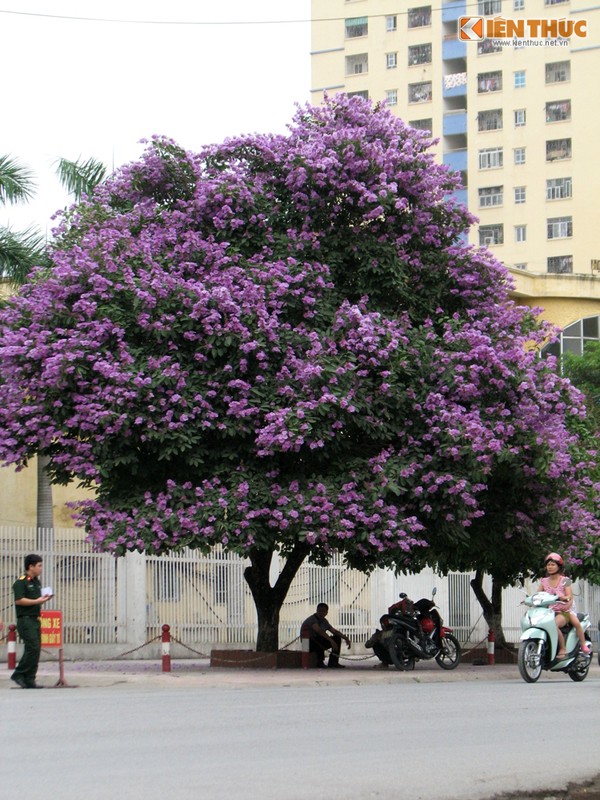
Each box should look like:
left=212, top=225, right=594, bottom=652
left=11, top=554, right=52, bottom=689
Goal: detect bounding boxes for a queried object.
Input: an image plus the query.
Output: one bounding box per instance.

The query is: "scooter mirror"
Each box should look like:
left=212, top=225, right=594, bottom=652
left=431, top=587, right=437, bottom=597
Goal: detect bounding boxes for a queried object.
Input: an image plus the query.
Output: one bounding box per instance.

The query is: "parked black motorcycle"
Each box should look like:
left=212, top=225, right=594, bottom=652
left=382, top=589, right=461, bottom=671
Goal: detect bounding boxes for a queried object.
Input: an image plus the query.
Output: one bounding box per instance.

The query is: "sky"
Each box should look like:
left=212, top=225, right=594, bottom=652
left=1, top=0, right=311, bottom=234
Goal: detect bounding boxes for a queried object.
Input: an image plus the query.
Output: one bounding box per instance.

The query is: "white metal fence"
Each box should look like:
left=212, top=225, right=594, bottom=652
left=1, top=526, right=599, bottom=659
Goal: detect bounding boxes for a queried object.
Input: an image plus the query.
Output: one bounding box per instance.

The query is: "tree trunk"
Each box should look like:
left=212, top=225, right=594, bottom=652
left=244, top=543, right=310, bottom=652
left=470, top=569, right=509, bottom=649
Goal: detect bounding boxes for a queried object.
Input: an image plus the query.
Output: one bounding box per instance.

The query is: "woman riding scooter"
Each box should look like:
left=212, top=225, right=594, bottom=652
left=538, top=552, right=591, bottom=657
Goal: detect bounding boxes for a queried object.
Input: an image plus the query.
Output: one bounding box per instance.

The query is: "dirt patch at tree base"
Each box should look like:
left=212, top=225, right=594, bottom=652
left=493, top=773, right=600, bottom=800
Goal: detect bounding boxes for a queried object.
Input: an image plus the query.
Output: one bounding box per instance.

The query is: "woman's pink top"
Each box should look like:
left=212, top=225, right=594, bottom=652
left=540, top=576, right=572, bottom=613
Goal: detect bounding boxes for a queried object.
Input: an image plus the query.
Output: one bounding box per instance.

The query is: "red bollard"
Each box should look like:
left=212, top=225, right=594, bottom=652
left=161, top=624, right=171, bottom=673
left=7, top=624, right=17, bottom=670
left=487, top=627, right=495, bottom=666
left=301, top=624, right=311, bottom=669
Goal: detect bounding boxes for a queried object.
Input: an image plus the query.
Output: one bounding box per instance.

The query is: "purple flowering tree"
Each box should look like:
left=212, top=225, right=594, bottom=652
left=1, top=97, right=598, bottom=651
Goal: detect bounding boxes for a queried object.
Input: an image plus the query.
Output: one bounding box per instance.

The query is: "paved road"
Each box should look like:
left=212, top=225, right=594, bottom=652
left=1, top=662, right=599, bottom=800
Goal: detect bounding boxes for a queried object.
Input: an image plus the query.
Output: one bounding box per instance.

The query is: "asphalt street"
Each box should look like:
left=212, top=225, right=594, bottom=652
left=1, top=659, right=599, bottom=800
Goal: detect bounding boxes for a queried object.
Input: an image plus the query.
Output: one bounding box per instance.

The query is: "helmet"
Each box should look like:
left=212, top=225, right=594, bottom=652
left=544, top=552, right=564, bottom=566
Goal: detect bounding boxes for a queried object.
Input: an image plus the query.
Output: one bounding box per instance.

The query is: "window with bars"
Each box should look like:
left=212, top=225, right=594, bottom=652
left=545, top=61, right=570, bottom=84
left=514, top=109, right=526, bottom=127
left=546, top=177, right=572, bottom=200
left=408, top=6, right=432, bottom=28
left=478, top=147, right=503, bottom=169
left=547, top=255, right=573, bottom=274
left=514, top=147, right=526, bottom=164
left=386, top=52, right=398, bottom=69
left=546, top=138, right=571, bottom=161
left=477, top=70, right=502, bottom=93
left=547, top=216, right=573, bottom=239
left=345, top=17, right=368, bottom=37
left=514, top=186, right=526, bottom=204
left=479, top=186, right=503, bottom=207
left=545, top=0, right=568, bottom=5
left=546, top=100, right=571, bottom=123
left=408, top=43, right=432, bottom=65
left=345, top=54, right=369, bottom=75
left=385, top=89, right=398, bottom=106
left=479, top=224, right=504, bottom=245
left=477, top=39, right=502, bottom=54
left=386, top=15, right=398, bottom=31
left=478, top=0, right=502, bottom=14
left=478, top=109, right=503, bottom=131
left=513, top=0, right=524, bottom=8
left=408, top=81, right=432, bottom=103
left=410, top=118, right=433, bottom=132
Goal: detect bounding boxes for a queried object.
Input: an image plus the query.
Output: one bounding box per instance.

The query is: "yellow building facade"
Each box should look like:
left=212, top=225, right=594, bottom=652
left=311, top=0, right=600, bottom=330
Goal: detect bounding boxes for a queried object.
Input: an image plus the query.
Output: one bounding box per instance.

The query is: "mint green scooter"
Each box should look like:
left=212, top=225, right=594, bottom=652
left=518, top=590, right=592, bottom=683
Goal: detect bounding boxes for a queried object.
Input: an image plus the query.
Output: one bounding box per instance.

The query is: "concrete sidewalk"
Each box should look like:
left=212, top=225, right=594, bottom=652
left=4, top=653, right=584, bottom=690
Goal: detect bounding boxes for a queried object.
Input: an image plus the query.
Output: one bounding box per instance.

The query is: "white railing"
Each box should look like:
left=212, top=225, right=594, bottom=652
left=2, top=526, right=597, bottom=657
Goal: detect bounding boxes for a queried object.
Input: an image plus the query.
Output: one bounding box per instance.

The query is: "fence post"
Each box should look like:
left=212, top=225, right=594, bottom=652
left=161, top=624, right=171, bottom=673
left=301, top=624, right=311, bottom=669
left=487, top=627, right=495, bottom=666
left=7, top=624, right=17, bottom=670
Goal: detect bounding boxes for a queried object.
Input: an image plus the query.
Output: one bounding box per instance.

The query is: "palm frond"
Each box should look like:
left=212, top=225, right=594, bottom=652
left=0, top=225, right=50, bottom=287
left=0, top=154, right=37, bottom=206
left=54, top=156, right=107, bottom=202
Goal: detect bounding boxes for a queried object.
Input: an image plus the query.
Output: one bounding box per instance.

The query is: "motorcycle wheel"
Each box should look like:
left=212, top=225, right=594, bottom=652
left=518, top=639, right=543, bottom=683
left=435, top=634, right=461, bottom=670
left=387, top=633, right=416, bottom=671
left=569, top=639, right=592, bottom=682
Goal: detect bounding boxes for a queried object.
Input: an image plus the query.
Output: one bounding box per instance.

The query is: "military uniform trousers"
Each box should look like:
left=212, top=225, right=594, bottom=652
left=13, top=616, right=42, bottom=686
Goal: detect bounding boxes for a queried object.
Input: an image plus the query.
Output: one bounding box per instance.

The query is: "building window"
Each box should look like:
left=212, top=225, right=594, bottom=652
left=477, top=39, right=502, bottom=54
left=408, top=43, right=432, bottom=65
left=408, top=81, right=432, bottom=103
left=546, top=61, right=570, bottom=84
left=386, top=15, right=398, bottom=32
left=514, top=262, right=528, bottom=270
left=514, top=70, right=526, bottom=88
left=514, top=147, right=526, bottom=165
left=515, top=226, right=527, bottom=242
left=542, top=316, right=600, bottom=359
left=545, top=0, right=568, bottom=4
left=408, top=6, right=432, bottom=28
left=386, top=52, right=398, bottom=69
left=478, top=109, right=503, bottom=131
left=546, top=138, right=571, bottom=161
left=477, top=71, right=502, bottom=92
left=478, top=0, right=502, bottom=14
left=479, top=224, right=504, bottom=246
left=514, top=186, right=526, bottom=204
left=385, top=89, right=398, bottom=106
left=479, top=186, right=503, bottom=207
left=514, top=109, right=526, bottom=127
left=547, top=216, right=573, bottom=239
left=547, top=255, right=573, bottom=274
left=514, top=0, right=525, bottom=9
left=345, top=17, right=368, bottom=38
left=546, top=177, right=572, bottom=200
left=478, top=147, right=503, bottom=169
left=410, top=118, right=433, bottom=132
left=345, top=54, right=368, bottom=75
left=546, top=100, right=571, bottom=123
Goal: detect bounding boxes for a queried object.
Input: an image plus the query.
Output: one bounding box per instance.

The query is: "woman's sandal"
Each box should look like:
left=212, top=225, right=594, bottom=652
left=556, top=650, right=567, bottom=658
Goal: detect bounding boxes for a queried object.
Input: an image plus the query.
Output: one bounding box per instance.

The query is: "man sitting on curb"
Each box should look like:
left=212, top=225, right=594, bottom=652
left=301, top=603, right=351, bottom=669
left=365, top=616, right=394, bottom=669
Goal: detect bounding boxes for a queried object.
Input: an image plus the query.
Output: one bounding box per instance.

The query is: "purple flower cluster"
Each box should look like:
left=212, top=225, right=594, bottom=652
left=0, top=96, right=597, bottom=571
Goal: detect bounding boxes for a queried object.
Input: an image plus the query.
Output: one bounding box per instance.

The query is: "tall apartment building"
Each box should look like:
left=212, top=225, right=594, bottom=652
left=310, top=0, right=600, bottom=347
